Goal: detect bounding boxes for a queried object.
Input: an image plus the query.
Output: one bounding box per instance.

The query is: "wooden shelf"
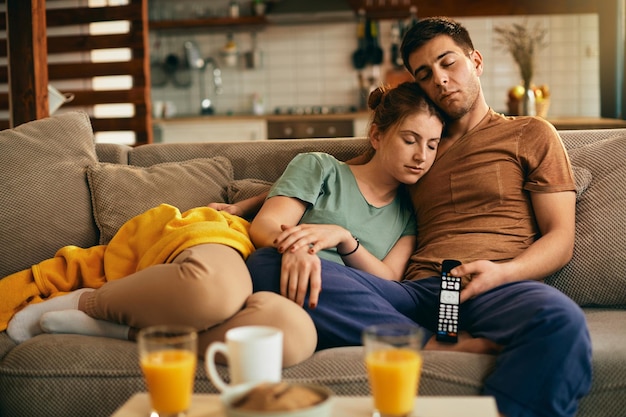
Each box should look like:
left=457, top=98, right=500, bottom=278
left=150, top=15, right=268, bottom=31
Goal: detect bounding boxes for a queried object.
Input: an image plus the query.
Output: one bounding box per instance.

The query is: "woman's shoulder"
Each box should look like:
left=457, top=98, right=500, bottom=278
left=292, top=152, right=342, bottom=168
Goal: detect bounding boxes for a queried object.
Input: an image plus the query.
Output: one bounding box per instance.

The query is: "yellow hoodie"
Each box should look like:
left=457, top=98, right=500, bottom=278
left=0, top=204, right=254, bottom=330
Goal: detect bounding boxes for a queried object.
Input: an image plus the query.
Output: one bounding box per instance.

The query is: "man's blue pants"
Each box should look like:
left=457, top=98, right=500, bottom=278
left=247, top=247, right=592, bottom=417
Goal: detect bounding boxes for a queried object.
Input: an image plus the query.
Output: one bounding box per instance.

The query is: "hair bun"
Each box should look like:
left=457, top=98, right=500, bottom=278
left=367, top=86, right=386, bottom=111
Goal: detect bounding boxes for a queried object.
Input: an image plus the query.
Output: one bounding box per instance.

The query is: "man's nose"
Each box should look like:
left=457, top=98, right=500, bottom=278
left=433, top=68, right=448, bottom=86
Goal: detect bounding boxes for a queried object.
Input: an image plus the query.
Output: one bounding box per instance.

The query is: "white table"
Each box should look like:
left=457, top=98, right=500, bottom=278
left=111, top=393, right=499, bottom=417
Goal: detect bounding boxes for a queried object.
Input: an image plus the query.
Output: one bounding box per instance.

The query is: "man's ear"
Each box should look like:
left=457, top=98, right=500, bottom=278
left=470, top=49, right=484, bottom=76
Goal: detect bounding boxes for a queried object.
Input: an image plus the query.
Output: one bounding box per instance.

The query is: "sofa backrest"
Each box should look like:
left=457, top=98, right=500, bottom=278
left=125, top=138, right=371, bottom=183
left=2, top=111, right=626, bottom=309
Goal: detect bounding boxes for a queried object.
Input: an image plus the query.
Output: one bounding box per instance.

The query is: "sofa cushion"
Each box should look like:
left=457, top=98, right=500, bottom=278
left=87, top=157, right=233, bottom=244
left=227, top=178, right=272, bottom=203
left=0, top=111, right=98, bottom=279
left=546, top=135, right=626, bottom=306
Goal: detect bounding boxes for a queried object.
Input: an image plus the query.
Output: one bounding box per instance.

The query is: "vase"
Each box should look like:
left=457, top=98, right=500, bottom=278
left=522, top=81, right=536, bottom=116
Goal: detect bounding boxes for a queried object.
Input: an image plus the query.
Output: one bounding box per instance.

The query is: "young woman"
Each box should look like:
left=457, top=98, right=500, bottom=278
left=245, top=82, right=444, bottom=350
left=4, top=202, right=316, bottom=368
left=4, top=82, right=443, bottom=367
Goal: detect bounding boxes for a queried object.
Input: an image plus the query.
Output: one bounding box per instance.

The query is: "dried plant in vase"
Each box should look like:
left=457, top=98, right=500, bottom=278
left=494, top=21, right=548, bottom=116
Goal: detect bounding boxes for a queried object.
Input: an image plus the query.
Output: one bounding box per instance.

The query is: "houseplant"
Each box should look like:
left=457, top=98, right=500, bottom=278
left=494, top=21, right=548, bottom=116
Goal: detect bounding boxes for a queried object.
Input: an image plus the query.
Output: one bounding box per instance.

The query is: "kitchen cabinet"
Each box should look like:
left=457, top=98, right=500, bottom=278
left=154, top=118, right=267, bottom=143
left=353, top=115, right=370, bottom=137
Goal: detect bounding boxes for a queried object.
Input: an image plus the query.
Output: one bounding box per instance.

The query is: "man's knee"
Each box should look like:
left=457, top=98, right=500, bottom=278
left=541, top=289, right=589, bottom=342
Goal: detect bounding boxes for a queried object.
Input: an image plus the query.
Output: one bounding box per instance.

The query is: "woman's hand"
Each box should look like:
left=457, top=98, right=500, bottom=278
left=275, top=224, right=353, bottom=255
left=280, top=247, right=322, bottom=308
left=207, top=202, right=244, bottom=217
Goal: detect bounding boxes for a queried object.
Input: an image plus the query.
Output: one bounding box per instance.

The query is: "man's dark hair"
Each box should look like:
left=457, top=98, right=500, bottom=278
left=401, top=17, right=475, bottom=75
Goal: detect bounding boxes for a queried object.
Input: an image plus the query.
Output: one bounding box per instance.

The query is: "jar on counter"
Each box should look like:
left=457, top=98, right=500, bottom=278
left=229, top=1, right=240, bottom=18
left=252, top=93, right=265, bottom=115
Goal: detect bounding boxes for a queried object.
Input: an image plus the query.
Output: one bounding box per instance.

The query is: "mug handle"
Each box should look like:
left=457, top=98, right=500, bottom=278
left=205, top=342, right=230, bottom=392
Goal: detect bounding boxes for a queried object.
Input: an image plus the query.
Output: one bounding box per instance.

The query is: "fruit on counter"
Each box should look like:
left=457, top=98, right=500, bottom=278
left=508, top=85, right=526, bottom=101
left=507, top=83, right=550, bottom=117
left=508, top=84, right=550, bottom=102
left=533, top=84, right=550, bottom=102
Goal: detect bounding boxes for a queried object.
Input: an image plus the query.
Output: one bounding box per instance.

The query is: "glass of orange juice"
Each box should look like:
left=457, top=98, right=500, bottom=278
left=363, top=324, right=424, bottom=417
left=137, top=325, right=198, bottom=417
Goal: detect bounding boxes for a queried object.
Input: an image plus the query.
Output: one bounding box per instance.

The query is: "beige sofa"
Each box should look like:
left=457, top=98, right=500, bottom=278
left=1, top=112, right=625, bottom=417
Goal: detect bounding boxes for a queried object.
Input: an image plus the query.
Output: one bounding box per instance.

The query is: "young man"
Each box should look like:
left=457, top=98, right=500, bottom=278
left=397, top=17, right=592, bottom=417
left=206, top=17, right=592, bottom=417
left=248, top=16, right=591, bottom=417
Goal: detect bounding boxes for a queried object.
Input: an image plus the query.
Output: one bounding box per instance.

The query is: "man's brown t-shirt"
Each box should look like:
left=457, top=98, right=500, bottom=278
left=405, top=110, right=575, bottom=281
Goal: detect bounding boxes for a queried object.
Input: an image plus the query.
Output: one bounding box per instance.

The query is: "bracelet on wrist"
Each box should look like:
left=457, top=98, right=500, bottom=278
left=338, top=236, right=360, bottom=257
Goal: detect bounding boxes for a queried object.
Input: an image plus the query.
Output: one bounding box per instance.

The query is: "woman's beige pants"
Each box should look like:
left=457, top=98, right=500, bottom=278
left=80, top=243, right=316, bottom=367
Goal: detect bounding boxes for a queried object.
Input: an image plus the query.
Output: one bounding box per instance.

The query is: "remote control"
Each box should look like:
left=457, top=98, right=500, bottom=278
left=436, top=259, right=462, bottom=343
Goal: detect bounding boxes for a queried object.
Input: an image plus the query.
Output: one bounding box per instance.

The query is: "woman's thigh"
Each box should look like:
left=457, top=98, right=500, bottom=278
left=92, top=243, right=251, bottom=329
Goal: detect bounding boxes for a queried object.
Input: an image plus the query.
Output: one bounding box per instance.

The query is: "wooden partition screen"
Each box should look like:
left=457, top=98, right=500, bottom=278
left=0, top=0, right=152, bottom=145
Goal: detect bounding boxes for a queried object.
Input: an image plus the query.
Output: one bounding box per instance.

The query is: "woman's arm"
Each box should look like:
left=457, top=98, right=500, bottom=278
left=208, top=190, right=269, bottom=218
left=344, top=234, right=415, bottom=281
left=274, top=224, right=415, bottom=281
left=248, top=195, right=306, bottom=248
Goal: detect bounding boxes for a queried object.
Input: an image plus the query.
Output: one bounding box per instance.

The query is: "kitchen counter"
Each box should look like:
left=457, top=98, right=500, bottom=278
left=153, top=115, right=626, bottom=143
left=155, top=114, right=625, bottom=128
left=546, top=117, right=626, bottom=130
left=154, top=111, right=371, bottom=123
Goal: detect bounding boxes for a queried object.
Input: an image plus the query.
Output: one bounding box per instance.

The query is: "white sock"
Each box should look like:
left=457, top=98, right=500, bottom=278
left=7, top=288, right=95, bottom=343
left=41, top=310, right=130, bottom=340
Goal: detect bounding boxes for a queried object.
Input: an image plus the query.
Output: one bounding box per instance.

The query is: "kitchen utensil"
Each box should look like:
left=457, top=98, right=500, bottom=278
left=184, top=40, right=215, bottom=114
left=163, top=53, right=179, bottom=74
left=160, top=52, right=191, bottom=88
left=184, top=40, right=205, bottom=70
left=151, top=61, right=168, bottom=87
left=351, top=10, right=367, bottom=70
left=244, top=32, right=263, bottom=69
left=390, top=20, right=404, bottom=69
left=385, top=20, right=413, bottom=88
left=150, top=36, right=168, bottom=87
left=221, top=33, right=238, bottom=67
left=368, top=20, right=383, bottom=65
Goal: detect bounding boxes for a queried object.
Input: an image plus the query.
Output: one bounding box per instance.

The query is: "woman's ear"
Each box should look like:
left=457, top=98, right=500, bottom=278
left=369, top=124, right=382, bottom=150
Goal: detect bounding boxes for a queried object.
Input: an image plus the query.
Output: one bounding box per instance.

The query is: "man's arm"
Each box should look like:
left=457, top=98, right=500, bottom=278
left=455, top=190, right=576, bottom=303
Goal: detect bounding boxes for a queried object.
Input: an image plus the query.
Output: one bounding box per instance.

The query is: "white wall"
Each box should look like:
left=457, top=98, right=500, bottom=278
left=150, top=13, right=600, bottom=119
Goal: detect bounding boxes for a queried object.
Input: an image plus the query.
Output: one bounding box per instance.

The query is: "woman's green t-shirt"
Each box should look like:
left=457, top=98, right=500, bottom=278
left=268, top=152, right=416, bottom=264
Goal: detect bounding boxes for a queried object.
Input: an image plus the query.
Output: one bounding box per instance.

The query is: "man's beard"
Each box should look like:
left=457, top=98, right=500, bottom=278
left=440, top=85, right=479, bottom=121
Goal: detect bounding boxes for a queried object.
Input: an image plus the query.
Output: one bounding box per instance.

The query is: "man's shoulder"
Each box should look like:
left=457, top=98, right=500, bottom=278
left=484, top=111, right=558, bottom=140
left=489, top=110, right=556, bottom=131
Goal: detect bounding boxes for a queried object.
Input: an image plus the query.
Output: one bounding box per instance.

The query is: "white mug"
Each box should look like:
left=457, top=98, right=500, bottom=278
left=205, top=325, right=283, bottom=392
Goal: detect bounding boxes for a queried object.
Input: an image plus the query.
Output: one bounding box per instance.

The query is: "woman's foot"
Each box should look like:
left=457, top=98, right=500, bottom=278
left=6, top=288, right=94, bottom=343
left=41, top=310, right=130, bottom=340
